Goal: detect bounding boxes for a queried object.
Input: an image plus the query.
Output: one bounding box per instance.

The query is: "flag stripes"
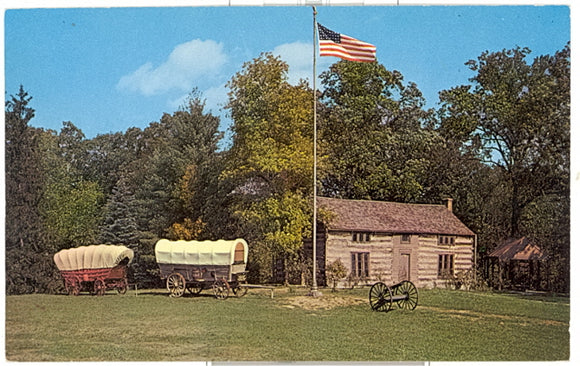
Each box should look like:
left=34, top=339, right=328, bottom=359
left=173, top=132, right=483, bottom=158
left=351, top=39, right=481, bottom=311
left=317, top=23, right=376, bottom=63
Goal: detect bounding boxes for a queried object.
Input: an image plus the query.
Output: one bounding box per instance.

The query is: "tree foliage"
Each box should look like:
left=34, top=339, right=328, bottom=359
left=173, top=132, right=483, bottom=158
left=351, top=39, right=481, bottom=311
left=438, top=45, right=570, bottom=236
left=319, top=61, right=440, bottom=203
left=223, top=53, right=314, bottom=282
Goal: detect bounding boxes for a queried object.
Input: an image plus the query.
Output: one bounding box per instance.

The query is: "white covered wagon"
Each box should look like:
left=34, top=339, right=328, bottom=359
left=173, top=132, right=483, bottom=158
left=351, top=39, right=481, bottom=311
left=154, top=239, right=248, bottom=299
left=53, top=245, right=134, bottom=296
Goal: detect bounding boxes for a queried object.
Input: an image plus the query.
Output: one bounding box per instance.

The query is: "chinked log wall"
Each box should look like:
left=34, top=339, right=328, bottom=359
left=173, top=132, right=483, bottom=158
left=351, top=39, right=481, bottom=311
left=325, top=232, right=474, bottom=289
left=417, top=235, right=474, bottom=288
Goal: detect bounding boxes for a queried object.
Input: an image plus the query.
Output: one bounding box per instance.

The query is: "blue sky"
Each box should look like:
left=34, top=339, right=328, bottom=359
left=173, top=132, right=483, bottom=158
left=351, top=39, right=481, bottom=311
left=4, top=3, right=571, bottom=139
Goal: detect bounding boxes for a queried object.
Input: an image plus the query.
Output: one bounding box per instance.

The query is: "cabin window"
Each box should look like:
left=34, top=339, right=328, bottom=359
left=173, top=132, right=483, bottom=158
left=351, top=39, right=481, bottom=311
left=438, top=235, right=456, bottom=246
left=401, top=234, right=411, bottom=243
left=352, top=232, right=371, bottom=242
left=438, top=254, right=454, bottom=277
left=351, top=252, right=370, bottom=278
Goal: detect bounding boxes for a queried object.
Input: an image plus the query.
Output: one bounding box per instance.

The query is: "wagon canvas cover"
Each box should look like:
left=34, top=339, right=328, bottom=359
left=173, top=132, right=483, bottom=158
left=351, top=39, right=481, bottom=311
left=155, top=239, right=248, bottom=266
left=53, top=245, right=134, bottom=271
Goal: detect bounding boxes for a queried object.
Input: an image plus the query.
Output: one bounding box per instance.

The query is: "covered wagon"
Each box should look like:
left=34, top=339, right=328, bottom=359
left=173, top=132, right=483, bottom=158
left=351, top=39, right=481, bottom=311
left=54, top=245, right=134, bottom=296
left=155, top=238, right=248, bottom=299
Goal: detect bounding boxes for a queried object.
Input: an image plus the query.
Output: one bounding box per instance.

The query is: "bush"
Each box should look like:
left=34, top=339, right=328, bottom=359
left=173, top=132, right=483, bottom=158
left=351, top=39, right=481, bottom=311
left=326, top=259, right=348, bottom=291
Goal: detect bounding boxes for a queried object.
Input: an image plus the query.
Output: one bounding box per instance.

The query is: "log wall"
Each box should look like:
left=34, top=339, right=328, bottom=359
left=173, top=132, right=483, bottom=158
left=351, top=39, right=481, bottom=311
left=324, top=231, right=474, bottom=289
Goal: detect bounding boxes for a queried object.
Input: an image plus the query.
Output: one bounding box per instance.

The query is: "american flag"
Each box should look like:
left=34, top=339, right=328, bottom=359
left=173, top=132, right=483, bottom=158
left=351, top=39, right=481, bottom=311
left=317, top=23, right=376, bottom=63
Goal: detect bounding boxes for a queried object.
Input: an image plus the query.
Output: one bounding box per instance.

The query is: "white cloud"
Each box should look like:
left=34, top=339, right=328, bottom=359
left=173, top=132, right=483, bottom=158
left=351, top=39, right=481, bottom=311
left=272, top=41, right=333, bottom=87
left=117, top=39, right=227, bottom=96
left=202, top=83, right=229, bottom=115
left=167, top=83, right=228, bottom=115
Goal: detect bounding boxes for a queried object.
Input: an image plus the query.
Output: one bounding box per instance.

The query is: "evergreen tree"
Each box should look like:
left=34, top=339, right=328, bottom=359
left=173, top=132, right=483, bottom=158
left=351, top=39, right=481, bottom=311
left=5, top=86, right=54, bottom=294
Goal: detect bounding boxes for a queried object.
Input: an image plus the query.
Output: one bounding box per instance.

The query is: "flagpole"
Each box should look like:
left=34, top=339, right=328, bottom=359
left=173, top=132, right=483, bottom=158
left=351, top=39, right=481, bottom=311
left=310, top=5, right=320, bottom=296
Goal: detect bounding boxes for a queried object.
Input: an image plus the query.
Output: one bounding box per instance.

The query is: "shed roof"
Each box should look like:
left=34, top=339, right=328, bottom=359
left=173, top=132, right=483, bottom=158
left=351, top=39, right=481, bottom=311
left=318, top=197, right=475, bottom=236
left=488, top=237, right=548, bottom=262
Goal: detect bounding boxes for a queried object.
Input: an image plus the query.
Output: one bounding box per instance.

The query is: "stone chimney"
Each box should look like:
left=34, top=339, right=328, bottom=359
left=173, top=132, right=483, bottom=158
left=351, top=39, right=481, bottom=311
left=444, top=198, right=453, bottom=212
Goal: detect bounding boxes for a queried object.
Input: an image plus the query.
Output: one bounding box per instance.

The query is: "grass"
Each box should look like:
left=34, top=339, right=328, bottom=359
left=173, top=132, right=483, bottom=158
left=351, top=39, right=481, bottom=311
left=5, top=287, right=569, bottom=361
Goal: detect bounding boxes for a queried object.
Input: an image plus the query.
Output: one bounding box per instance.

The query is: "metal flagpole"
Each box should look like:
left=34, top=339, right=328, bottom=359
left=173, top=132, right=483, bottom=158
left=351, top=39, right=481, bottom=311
left=310, top=6, right=321, bottom=297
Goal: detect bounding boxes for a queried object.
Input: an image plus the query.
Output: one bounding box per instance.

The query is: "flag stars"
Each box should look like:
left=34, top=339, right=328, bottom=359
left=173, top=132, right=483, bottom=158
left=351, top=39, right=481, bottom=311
left=317, top=23, right=341, bottom=43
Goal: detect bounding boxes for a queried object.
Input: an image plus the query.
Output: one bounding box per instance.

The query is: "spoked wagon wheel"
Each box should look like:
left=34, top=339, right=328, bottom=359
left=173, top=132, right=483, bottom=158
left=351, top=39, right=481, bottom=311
left=369, top=282, right=393, bottom=312
left=232, top=282, right=248, bottom=298
left=393, top=280, right=418, bottom=310
left=187, top=285, right=203, bottom=296
left=167, top=273, right=186, bottom=298
left=93, top=279, right=106, bottom=296
left=66, top=279, right=80, bottom=296
left=117, top=279, right=128, bottom=295
left=212, top=279, right=230, bottom=300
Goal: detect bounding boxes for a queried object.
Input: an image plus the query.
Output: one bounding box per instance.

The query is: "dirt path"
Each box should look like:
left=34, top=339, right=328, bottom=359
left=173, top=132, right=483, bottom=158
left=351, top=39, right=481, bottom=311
left=420, top=305, right=568, bottom=326
left=280, top=294, right=367, bottom=310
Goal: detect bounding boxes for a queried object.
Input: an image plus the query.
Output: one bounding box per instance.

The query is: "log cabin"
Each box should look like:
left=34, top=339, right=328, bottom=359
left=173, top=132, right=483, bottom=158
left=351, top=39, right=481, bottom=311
left=305, top=197, right=476, bottom=289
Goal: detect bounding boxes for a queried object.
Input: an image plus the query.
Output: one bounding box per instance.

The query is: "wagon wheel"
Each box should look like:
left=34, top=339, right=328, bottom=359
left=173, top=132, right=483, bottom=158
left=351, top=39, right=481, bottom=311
left=232, top=282, right=248, bottom=298
left=393, top=280, right=418, bottom=310
left=66, top=280, right=80, bottom=296
left=369, top=282, right=393, bottom=312
left=167, top=273, right=186, bottom=298
left=93, top=279, right=106, bottom=296
left=212, top=279, right=230, bottom=300
left=117, top=279, right=128, bottom=295
left=187, top=284, right=203, bottom=296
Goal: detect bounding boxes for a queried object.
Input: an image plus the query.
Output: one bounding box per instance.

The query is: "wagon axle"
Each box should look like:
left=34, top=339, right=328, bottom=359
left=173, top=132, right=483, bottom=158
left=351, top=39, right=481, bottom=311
left=369, top=280, right=418, bottom=312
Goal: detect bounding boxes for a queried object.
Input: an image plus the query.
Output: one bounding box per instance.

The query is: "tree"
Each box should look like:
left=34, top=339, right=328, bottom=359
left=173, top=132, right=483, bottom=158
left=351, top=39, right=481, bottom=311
left=319, top=60, right=438, bottom=202
left=223, top=53, right=314, bottom=283
left=5, top=86, right=45, bottom=252
left=122, top=90, right=223, bottom=237
left=5, top=86, right=55, bottom=294
left=438, top=45, right=570, bottom=237
left=38, top=124, right=104, bottom=250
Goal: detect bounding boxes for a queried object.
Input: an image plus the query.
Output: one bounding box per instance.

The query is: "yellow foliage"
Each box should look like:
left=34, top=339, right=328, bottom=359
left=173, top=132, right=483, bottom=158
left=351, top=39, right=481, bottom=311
left=166, top=218, right=206, bottom=241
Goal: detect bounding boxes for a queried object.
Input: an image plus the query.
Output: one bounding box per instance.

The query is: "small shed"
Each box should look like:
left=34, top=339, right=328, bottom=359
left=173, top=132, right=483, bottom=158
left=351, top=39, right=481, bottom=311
left=485, top=237, right=549, bottom=291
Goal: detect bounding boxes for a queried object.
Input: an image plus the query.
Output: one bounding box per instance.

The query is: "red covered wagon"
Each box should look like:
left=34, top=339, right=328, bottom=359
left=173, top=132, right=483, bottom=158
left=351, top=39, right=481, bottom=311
left=53, top=245, right=134, bottom=296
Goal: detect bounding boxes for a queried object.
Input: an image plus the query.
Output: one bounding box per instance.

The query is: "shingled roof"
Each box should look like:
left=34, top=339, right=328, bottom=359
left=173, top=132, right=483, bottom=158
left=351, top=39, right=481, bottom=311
left=318, top=197, right=475, bottom=236
left=488, top=237, right=548, bottom=262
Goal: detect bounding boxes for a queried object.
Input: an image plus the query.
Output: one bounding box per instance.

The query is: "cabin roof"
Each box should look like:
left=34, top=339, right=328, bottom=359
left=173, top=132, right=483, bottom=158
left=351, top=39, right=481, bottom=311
left=488, top=237, right=548, bottom=262
left=317, top=197, right=475, bottom=236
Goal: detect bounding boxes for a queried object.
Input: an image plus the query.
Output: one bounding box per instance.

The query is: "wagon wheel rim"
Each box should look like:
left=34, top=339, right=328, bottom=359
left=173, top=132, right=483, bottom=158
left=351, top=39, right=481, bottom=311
left=66, top=280, right=80, bottom=296
left=187, top=285, right=203, bottom=295
left=71, top=280, right=81, bottom=296
left=232, top=282, right=248, bottom=298
left=167, top=273, right=186, bottom=298
left=94, top=279, right=106, bottom=296
left=212, top=279, right=229, bottom=300
left=369, top=282, right=393, bottom=312
left=117, top=279, right=128, bottom=295
left=396, top=280, right=418, bottom=310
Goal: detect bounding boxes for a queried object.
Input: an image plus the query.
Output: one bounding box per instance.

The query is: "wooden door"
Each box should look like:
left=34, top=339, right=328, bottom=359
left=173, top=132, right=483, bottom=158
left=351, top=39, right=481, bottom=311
left=399, top=253, right=410, bottom=282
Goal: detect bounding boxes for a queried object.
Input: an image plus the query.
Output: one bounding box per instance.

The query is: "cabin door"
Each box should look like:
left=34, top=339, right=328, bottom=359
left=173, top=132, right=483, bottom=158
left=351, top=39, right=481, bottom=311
left=399, top=253, right=411, bottom=282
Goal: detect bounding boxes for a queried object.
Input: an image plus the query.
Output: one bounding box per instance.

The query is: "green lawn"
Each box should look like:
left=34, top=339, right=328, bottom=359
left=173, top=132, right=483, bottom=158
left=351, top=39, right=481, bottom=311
left=5, top=287, right=569, bottom=361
